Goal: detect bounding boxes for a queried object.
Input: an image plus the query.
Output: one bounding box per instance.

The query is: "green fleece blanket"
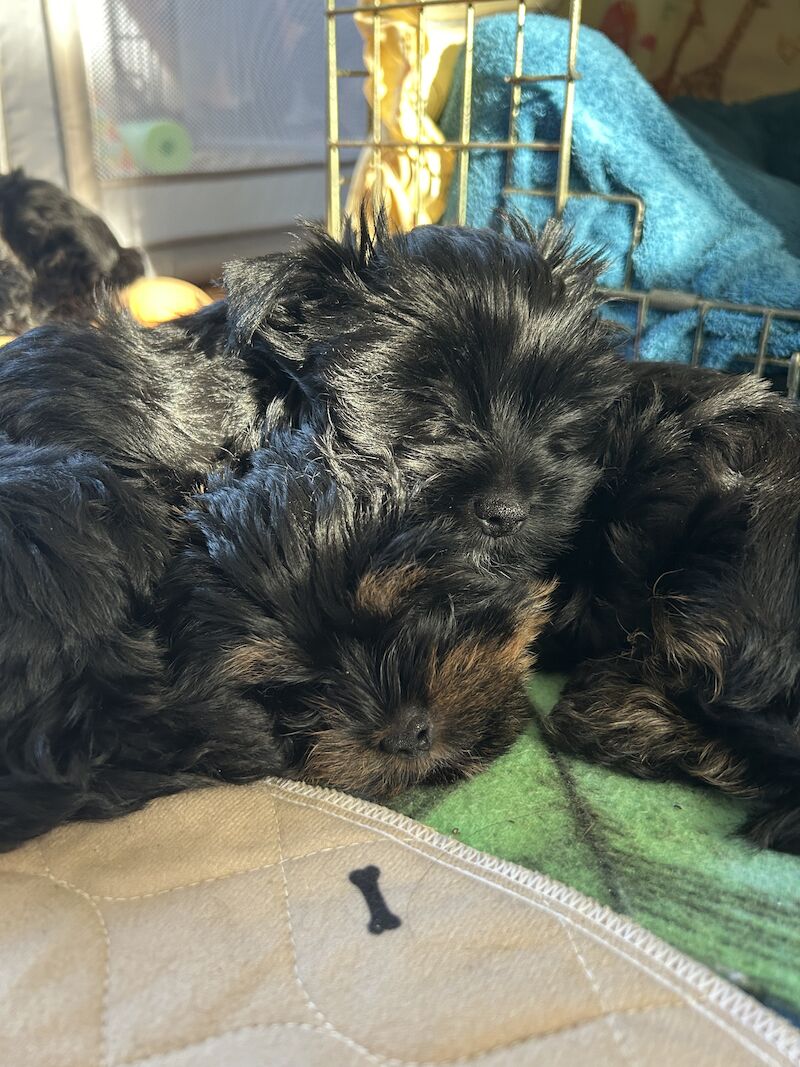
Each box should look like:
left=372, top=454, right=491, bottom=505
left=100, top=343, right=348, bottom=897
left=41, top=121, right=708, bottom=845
left=391, top=674, right=800, bottom=1023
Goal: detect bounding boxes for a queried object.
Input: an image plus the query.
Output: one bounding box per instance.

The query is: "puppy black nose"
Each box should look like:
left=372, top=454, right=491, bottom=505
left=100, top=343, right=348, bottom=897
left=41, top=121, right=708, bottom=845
left=474, top=495, right=528, bottom=537
left=380, top=708, right=433, bottom=757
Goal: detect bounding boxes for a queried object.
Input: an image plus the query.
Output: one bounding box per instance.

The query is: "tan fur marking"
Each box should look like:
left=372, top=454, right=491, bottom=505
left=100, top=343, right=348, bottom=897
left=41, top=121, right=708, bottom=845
left=428, top=578, right=554, bottom=715
left=546, top=674, right=755, bottom=796
left=504, top=578, right=557, bottom=668
left=354, top=564, right=428, bottom=617
left=303, top=578, right=556, bottom=797
left=429, top=638, right=525, bottom=718
left=222, top=635, right=306, bottom=684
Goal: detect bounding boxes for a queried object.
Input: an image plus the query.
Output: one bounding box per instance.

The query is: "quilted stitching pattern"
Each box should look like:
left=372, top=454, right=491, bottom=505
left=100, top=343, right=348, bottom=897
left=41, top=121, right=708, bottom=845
left=0, top=778, right=797, bottom=1067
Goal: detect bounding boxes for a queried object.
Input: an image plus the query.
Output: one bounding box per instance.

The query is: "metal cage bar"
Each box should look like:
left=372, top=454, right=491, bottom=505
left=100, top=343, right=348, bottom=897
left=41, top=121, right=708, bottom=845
left=371, top=2, right=383, bottom=209
left=788, top=354, right=800, bottom=400
left=326, top=0, right=342, bottom=238
left=754, top=312, right=774, bottom=379
left=690, top=304, right=709, bottom=368
left=455, top=4, right=475, bottom=226
left=503, top=3, right=527, bottom=215
left=554, top=0, right=581, bottom=217
left=415, top=6, right=425, bottom=222
left=331, top=136, right=559, bottom=149
left=326, top=0, right=800, bottom=386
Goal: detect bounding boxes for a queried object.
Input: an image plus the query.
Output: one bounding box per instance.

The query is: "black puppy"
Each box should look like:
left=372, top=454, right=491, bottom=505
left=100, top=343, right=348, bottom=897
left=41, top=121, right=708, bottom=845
left=5, top=213, right=799, bottom=850
left=542, top=362, right=800, bottom=853
left=0, top=234, right=33, bottom=334
left=0, top=298, right=320, bottom=846
left=0, top=168, right=145, bottom=324
left=159, top=433, right=554, bottom=800
left=0, top=301, right=304, bottom=478
left=224, top=215, right=619, bottom=576
left=0, top=431, right=553, bottom=846
left=0, top=432, right=177, bottom=845
left=227, top=215, right=800, bottom=851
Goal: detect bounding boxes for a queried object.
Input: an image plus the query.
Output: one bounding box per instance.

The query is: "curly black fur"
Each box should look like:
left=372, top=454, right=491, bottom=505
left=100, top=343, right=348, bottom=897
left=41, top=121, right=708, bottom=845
left=225, top=216, right=800, bottom=852
left=0, top=429, right=552, bottom=846
left=159, top=431, right=553, bottom=800
left=225, top=214, right=621, bottom=576
left=0, top=300, right=312, bottom=479
left=3, top=213, right=800, bottom=853
left=542, top=362, right=800, bottom=853
left=0, top=233, right=33, bottom=334
left=0, top=168, right=145, bottom=324
left=0, top=296, right=322, bottom=846
left=0, top=432, right=179, bottom=844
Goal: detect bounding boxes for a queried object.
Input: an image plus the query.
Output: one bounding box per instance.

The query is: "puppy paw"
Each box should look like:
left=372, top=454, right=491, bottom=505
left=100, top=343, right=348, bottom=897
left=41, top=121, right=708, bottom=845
left=541, top=661, right=692, bottom=780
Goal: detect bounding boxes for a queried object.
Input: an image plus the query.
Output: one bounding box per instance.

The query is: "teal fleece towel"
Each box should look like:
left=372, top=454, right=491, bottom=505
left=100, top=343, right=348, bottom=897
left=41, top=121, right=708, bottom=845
left=439, top=15, right=800, bottom=370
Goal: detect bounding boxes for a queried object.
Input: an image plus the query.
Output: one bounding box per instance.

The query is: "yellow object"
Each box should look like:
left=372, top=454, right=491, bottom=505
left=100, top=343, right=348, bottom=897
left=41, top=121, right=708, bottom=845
left=0, top=334, right=15, bottom=347
left=121, top=276, right=213, bottom=327
left=346, top=2, right=559, bottom=232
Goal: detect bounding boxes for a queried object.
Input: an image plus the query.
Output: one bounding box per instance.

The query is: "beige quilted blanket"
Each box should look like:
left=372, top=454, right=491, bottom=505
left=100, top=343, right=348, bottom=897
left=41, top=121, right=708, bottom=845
left=0, top=778, right=797, bottom=1067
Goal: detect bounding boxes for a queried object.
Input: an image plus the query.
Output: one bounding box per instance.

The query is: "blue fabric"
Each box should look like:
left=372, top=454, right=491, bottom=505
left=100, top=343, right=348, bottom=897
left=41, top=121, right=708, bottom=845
left=672, top=94, right=800, bottom=258
left=440, top=15, right=800, bottom=370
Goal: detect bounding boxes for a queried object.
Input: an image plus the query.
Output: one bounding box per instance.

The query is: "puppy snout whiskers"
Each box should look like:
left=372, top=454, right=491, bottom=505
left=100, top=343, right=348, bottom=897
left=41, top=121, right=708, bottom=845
left=473, top=495, right=528, bottom=537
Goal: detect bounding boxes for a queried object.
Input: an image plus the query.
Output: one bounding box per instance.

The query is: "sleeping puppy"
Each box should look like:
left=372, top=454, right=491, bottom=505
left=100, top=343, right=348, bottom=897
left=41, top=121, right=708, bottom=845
left=0, top=302, right=316, bottom=848
left=226, top=215, right=800, bottom=852
left=223, top=213, right=620, bottom=578
left=160, top=431, right=554, bottom=800
left=4, top=212, right=799, bottom=850
left=0, top=430, right=553, bottom=846
left=0, top=300, right=309, bottom=481
left=0, top=168, right=145, bottom=323
left=541, top=361, right=800, bottom=853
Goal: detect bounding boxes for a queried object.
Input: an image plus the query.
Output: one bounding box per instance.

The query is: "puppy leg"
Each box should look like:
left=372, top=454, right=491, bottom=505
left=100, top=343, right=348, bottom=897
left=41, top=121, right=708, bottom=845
left=645, top=552, right=800, bottom=833
left=549, top=656, right=800, bottom=853
left=545, top=658, right=755, bottom=796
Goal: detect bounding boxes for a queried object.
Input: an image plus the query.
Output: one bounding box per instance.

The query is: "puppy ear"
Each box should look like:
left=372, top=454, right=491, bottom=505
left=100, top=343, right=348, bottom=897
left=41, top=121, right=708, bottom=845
left=223, top=207, right=390, bottom=360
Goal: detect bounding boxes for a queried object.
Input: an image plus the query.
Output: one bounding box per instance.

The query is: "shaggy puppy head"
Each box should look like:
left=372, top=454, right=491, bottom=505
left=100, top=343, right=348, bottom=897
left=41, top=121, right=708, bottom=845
left=225, top=216, right=624, bottom=573
left=0, top=168, right=145, bottom=322
left=299, top=567, right=553, bottom=796
left=165, top=432, right=554, bottom=797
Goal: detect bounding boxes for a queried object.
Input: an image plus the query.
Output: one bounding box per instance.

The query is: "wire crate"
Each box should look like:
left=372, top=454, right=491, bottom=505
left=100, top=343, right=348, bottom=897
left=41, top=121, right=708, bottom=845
left=325, top=0, right=800, bottom=393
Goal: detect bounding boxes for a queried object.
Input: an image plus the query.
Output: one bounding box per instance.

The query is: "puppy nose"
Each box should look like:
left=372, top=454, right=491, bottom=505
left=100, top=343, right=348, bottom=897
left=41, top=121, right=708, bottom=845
left=474, top=495, right=528, bottom=536
left=380, top=708, right=433, bottom=757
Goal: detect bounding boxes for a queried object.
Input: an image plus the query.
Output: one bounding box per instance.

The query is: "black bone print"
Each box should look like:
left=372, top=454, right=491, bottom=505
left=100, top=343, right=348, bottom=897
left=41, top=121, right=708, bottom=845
left=348, top=865, right=402, bottom=934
